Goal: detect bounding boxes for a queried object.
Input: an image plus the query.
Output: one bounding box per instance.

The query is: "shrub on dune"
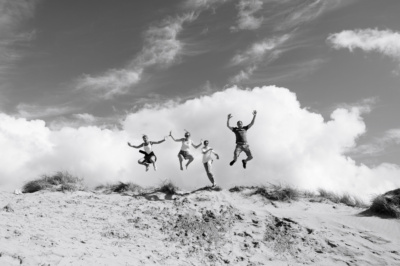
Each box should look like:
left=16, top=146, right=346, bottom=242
left=367, top=189, right=400, bottom=218
left=22, top=171, right=85, bottom=193
left=22, top=179, right=51, bottom=193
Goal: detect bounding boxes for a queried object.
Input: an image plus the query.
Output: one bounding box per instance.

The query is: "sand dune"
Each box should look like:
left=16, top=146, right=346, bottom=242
left=1, top=187, right=400, bottom=266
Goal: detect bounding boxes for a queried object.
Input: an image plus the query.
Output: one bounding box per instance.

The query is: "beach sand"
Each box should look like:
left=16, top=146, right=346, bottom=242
left=1, top=187, right=400, bottom=265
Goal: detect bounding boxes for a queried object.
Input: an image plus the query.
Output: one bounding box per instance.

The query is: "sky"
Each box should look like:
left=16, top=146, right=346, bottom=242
left=1, top=0, right=400, bottom=200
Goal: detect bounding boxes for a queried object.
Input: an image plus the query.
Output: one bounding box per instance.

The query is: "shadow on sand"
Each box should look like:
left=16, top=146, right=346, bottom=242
left=131, top=185, right=221, bottom=201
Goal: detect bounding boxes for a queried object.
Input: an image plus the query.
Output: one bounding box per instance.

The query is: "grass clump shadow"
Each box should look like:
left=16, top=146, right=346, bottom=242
left=364, top=189, right=400, bottom=218
left=23, top=171, right=85, bottom=193
left=95, top=182, right=143, bottom=194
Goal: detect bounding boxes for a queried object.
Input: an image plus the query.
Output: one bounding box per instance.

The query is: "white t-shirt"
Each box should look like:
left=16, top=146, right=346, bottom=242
left=143, top=142, right=152, bottom=154
left=181, top=139, right=192, bottom=151
left=202, top=147, right=213, bottom=163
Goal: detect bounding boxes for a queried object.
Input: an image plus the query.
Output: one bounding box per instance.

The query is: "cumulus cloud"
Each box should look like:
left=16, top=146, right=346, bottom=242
left=77, top=12, right=197, bottom=99
left=231, top=0, right=264, bottom=31
left=1, top=86, right=399, bottom=200
left=327, top=29, right=400, bottom=63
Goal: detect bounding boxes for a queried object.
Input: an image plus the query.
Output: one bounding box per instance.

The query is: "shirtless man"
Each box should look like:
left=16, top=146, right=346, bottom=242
left=170, top=130, right=202, bottom=170
left=202, top=140, right=219, bottom=187
left=127, top=135, right=166, bottom=171
left=227, top=110, right=257, bottom=169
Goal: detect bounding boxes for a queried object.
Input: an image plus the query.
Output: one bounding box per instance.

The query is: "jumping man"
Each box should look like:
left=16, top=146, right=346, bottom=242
left=127, top=135, right=167, bottom=171
left=227, top=110, right=257, bottom=169
left=170, top=130, right=202, bottom=170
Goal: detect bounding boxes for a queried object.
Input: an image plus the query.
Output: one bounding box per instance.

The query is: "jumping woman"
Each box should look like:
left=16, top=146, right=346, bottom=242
left=169, top=130, right=202, bottom=170
left=127, top=135, right=167, bottom=171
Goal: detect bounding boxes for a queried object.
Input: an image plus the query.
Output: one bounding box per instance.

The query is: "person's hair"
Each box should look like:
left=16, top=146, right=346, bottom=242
left=203, top=140, right=209, bottom=145
left=142, top=134, right=148, bottom=139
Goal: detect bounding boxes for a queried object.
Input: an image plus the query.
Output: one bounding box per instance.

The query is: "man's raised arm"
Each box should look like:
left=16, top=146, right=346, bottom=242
left=227, top=114, right=233, bottom=130
left=247, top=110, right=257, bottom=129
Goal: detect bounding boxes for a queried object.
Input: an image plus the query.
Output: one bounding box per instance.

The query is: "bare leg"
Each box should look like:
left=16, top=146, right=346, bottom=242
left=149, top=156, right=157, bottom=171
left=185, top=156, right=194, bottom=169
left=204, top=161, right=215, bottom=185
left=178, top=154, right=184, bottom=171
left=138, top=159, right=149, bottom=171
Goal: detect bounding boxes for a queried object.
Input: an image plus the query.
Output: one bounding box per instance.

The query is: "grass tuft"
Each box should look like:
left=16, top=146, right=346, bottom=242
left=251, top=184, right=300, bottom=202
left=157, top=180, right=179, bottom=195
left=367, top=189, right=400, bottom=218
left=23, top=172, right=85, bottom=193
left=317, top=188, right=367, bottom=208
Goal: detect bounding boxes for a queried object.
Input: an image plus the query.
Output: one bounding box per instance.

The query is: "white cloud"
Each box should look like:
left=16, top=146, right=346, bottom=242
left=1, top=86, right=399, bottom=200
left=231, top=0, right=264, bottom=31
left=77, top=13, right=197, bottom=99
left=327, top=29, right=400, bottom=64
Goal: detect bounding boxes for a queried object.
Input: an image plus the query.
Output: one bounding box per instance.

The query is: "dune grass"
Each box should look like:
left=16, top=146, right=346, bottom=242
left=23, top=171, right=85, bottom=193
left=252, top=183, right=300, bottom=202
left=157, top=180, right=179, bottom=195
left=317, top=188, right=367, bottom=208
left=229, top=184, right=299, bottom=202
left=366, top=189, right=400, bottom=218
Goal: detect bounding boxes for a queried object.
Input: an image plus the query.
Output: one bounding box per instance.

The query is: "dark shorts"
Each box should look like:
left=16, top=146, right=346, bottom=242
left=234, top=143, right=252, bottom=157
left=179, top=150, right=193, bottom=160
left=139, top=151, right=157, bottom=163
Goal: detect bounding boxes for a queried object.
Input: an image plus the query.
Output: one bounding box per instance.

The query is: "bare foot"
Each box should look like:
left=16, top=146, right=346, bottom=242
left=153, top=165, right=157, bottom=171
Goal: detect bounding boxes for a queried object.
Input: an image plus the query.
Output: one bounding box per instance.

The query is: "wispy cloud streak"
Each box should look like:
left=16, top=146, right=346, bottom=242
left=229, top=34, right=290, bottom=83
left=0, top=0, right=38, bottom=76
left=231, top=0, right=264, bottom=31
left=351, top=129, right=400, bottom=156
left=78, top=13, right=198, bottom=99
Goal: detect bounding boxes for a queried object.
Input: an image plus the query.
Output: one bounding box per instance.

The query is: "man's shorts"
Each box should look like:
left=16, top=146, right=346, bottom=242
left=234, top=143, right=252, bottom=157
left=179, top=150, right=193, bottom=160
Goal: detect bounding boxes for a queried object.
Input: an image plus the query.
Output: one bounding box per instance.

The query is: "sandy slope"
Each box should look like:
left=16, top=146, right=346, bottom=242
left=1, top=188, right=400, bottom=266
